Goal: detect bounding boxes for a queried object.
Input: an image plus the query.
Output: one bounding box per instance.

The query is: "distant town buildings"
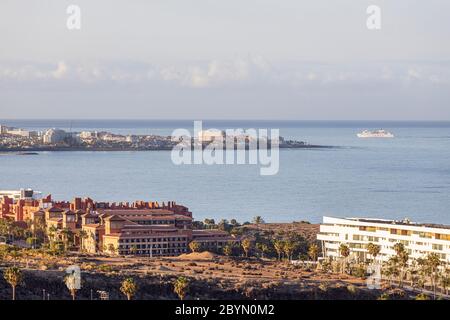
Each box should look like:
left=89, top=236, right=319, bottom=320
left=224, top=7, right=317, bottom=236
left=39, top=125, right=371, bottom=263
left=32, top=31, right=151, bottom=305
left=0, top=189, right=42, bottom=202
left=0, top=123, right=306, bottom=151
left=198, top=129, right=225, bottom=143
left=0, top=125, right=37, bottom=138
left=0, top=123, right=178, bottom=150
left=0, top=190, right=240, bottom=256
left=317, top=216, right=450, bottom=263
left=42, top=129, right=69, bottom=144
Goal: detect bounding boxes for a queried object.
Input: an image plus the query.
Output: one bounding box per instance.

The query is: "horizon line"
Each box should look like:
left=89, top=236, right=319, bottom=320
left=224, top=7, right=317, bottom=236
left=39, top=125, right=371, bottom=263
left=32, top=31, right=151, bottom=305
left=1, top=118, right=450, bottom=122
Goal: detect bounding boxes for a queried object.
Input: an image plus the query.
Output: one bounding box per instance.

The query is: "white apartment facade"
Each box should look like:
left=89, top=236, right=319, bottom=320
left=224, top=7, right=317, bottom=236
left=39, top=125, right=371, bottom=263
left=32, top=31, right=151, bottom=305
left=317, top=216, right=450, bottom=264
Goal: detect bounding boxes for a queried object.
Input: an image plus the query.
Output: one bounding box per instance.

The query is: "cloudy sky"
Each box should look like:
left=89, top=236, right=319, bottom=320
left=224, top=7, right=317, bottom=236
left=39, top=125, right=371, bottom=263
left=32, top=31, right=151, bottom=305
left=1, top=0, right=449, bottom=120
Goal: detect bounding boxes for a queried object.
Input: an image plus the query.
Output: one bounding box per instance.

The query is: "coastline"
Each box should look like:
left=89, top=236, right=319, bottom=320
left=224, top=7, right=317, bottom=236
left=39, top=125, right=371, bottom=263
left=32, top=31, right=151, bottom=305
left=0, top=144, right=334, bottom=153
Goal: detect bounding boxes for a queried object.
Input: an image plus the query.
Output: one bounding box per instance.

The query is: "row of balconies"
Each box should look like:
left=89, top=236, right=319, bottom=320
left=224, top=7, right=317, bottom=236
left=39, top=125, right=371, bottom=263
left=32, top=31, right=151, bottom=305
left=119, top=242, right=185, bottom=249
left=119, top=237, right=187, bottom=243
left=320, top=225, right=450, bottom=244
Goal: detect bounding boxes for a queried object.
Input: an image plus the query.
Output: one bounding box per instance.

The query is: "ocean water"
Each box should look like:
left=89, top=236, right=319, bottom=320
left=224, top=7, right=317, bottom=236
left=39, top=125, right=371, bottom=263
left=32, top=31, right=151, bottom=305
left=1, top=120, right=450, bottom=224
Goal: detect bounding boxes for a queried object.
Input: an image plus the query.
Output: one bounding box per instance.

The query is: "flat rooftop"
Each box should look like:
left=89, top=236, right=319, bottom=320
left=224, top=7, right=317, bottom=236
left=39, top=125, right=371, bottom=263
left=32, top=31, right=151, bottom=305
left=346, top=217, right=450, bottom=230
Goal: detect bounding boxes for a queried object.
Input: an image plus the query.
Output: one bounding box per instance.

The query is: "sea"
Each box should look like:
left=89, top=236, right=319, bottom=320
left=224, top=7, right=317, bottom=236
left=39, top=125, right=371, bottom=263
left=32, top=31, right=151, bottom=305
left=1, top=120, right=450, bottom=225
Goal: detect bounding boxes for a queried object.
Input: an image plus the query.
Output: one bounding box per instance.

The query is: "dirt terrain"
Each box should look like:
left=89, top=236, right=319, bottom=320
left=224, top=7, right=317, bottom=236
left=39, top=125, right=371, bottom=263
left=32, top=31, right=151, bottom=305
left=0, top=250, right=384, bottom=300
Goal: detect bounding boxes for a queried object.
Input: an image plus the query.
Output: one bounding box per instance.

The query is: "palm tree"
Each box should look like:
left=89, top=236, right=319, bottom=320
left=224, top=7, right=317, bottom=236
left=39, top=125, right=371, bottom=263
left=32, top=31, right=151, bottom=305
left=189, top=241, right=201, bottom=253
left=241, top=239, right=252, bottom=258
left=252, top=216, right=265, bottom=225
left=273, top=240, right=284, bottom=261
left=174, top=276, right=190, bottom=300
left=203, top=219, right=215, bottom=228
left=60, top=228, right=73, bottom=251
left=439, top=271, right=450, bottom=296
left=283, top=241, right=296, bottom=262
left=48, top=225, right=58, bottom=243
left=78, top=230, right=88, bottom=252
left=120, top=278, right=138, bottom=300
left=108, top=244, right=117, bottom=255
left=339, top=244, right=350, bottom=273
left=256, top=243, right=269, bottom=259
left=308, top=244, right=320, bottom=262
left=366, top=243, right=381, bottom=263
left=407, top=259, right=419, bottom=288
left=392, top=243, right=409, bottom=287
left=3, top=267, right=23, bottom=300
left=426, top=253, right=441, bottom=299
left=223, top=244, right=233, bottom=257
left=417, top=257, right=429, bottom=292
left=64, top=272, right=79, bottom=300
left=393, top=243, right=405, bottom=256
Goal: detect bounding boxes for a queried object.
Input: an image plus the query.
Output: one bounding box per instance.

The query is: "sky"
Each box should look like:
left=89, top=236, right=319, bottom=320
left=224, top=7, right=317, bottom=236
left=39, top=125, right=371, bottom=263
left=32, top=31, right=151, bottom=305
left=0, top=0, right=450, bottom=120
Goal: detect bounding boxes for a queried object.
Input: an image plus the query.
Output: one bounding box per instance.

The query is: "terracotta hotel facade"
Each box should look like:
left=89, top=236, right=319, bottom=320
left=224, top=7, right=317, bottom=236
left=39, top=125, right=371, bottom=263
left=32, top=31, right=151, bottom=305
left=0, top=189, right=240, bottom=256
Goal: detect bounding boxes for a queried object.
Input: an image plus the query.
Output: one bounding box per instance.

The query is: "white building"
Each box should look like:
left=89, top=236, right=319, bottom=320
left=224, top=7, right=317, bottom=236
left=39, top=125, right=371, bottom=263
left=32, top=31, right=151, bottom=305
left=43, top=129, right=68, bottom=144
left=100, top=133, right=127, bottom=142
left=6, top=128, right=32, bottom=138
left=0, top=125, right=8, bottom=134
left=0, top=189, right=42, bottom=202
left=197, top=129, right=224, bottom=142
left=317, top=216, right=450, bottom=264
left=79, top=131, right=98, bottom=139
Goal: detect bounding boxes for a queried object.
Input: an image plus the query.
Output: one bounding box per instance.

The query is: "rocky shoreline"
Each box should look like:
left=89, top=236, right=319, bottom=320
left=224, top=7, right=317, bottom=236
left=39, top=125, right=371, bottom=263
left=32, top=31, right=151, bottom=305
left=0, top=144, right=334, bottom=153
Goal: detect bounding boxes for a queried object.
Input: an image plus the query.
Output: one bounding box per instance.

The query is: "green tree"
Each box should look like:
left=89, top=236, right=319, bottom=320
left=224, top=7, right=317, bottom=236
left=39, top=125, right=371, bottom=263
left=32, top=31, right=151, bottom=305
left=283, top=241, right=296, bottom=262
left=3, top=266, right=23, bottom=300
left=108, top=243, right=117, bottom=255
left=339, top=244, right=350, bottom=273
left=393, top=243, right=405, bottom=256
left=174, top=276, right=190, bottom=300
left=60, top=228, right=74, bottom=251
left=223, top=244, right=233, bottom=257
left=383, top=257, right=399, bottom=287
left=366, top=243, right=381, bottom=263
left=120, top=278, right=138, bottom=300
left=426, top=253, right=441, bottom=299
left=189, top=241, right=201, bottom=253
left=393, top=243, right=409, bottom=287
left=241, top=239, right=252, bottom=258
left=47, top=225, right=58, bottom=243
left=78, top=230, right=88, bottom=252
left=252, top=216, right=265, bottom=225
left=417, top=257, right=429, bottom=292
left=308, top=243, right=320, bottom=262
left=439, top=271, right=450, bottom=296
left=256, top=243, right=270, bottom=259
left=204, top=218, right=215, bottom=227
left=273, top=240, right=284, bottom=261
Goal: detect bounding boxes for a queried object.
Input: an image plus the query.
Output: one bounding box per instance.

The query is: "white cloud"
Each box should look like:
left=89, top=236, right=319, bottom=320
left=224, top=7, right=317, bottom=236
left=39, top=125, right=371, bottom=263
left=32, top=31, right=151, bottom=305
left=0, top=59, right=449, bottom=90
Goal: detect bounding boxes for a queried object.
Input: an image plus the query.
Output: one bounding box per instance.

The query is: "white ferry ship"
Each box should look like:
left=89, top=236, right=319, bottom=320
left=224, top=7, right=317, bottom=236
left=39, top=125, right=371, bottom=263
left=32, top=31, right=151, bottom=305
left=357, top=129, right=394, bottom=138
